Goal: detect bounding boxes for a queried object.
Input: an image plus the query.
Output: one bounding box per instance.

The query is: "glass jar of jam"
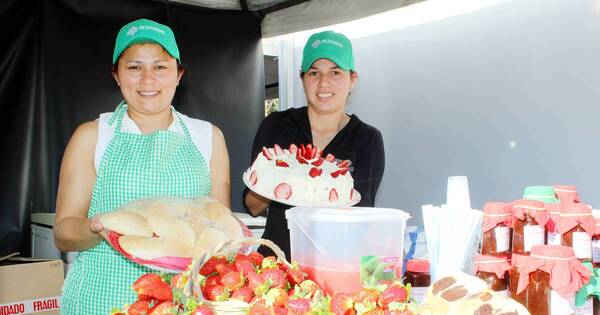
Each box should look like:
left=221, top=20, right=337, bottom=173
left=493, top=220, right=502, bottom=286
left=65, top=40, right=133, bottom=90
left=512, top=199, right=549, bottom=255
left=556, top=203, right=594, bottom=263
left=403, top=259, right=430, bottom=304
left=474, top=255, right=509, bottom=296
left=516, top=245, right=591, bottom=315
left=481, top=202, right=512, bottom=256
left=553, top=184, right=580, bottom=203
left=509, top=254, right=527, bottom=306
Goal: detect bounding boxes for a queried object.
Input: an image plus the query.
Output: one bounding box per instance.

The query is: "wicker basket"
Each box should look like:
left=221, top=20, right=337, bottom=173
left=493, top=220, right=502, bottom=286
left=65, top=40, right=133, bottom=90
left=183, top=237, right=292, bottom=315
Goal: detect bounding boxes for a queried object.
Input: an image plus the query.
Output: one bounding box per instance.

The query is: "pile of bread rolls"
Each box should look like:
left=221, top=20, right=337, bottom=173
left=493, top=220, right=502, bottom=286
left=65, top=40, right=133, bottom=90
left=99, top=196, right=245, bottom=260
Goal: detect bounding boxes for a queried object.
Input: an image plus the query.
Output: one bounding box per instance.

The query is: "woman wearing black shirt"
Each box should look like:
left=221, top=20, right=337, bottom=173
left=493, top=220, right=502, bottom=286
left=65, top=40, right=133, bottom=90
left=244, top=30, right=385, bottom=258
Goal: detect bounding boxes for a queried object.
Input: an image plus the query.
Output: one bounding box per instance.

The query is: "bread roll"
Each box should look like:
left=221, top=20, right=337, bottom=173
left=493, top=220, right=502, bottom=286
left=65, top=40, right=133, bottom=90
left=99, top=211, right=153, bottom=237
left=119, top=235, right=165, bottom=260
left=147, top=213, right=196, bottom=248
left=193, top=227, right=229, bottom=257
left=163, top=237, right=194, bottom=258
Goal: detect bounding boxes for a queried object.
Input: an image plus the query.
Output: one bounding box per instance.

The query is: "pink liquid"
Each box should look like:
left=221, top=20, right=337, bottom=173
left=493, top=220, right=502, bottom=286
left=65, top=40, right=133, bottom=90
left=300, top=264, right=362, bottom=295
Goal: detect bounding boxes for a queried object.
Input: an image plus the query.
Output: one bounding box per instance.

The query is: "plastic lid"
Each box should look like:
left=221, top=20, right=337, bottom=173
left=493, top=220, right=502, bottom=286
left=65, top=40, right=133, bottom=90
left=405, top=259, right=429, bottom=273
left=523, top=186, right=559, bottom=203
left=285, top=206, right=410, bottom=223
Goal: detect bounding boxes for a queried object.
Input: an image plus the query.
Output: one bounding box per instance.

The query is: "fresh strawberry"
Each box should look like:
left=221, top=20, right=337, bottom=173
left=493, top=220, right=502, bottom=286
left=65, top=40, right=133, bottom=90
left=329, top=189, right=339, bottom=203
left=204, top=284, right=230, bottom=301
left=378, top=285, right=408, bottom=308
left=289, top=144, right=298, bottom=155
left=287, top=288, right=295, bottom=297
left=274, top=144, right=284, bottom=156
left=299, top=144, right=306, bottom=158
left=127, top=299, right=151, bottom=315
left=216, top=263, right=236, bottom=277
left=325, top=153, right=335, bottom=162
left=249, top=252, right=265, bottom=266
left=205, top=274, right=221, bottom=287
left=274, top=183, right=292, bottom=200
left=330, top=170, right=343, bottom=178
left=311, top=157, right=324, bottom=167
left=133, top=274, right=173, bottom=302
left=299, top=280, right=320, bottom=298
left=296, top=150, right=308, bottom=164
left=340, top=168, right=349, bottom=175
left=287, top=297, right=311, bottom=315
left=262, top=268, right=287, bottom=289
left=170, top=273, right=187, bottom=289
left=235, top=258, right=256, bottom=276
left=286, top=267, right=305, bottom=286
left=148, top=301, right=177, bottom=315
left=337, top=160, right=349, bottom=168
left=273, top=305, right=289, bottom=315
left=249, top=299, right=272, bottom=315
left=308, top=167, right=322, bottom=178
left=276, top=160, right=290, bottom=167
left=192, top=305, right=215, bottom=315
left=248, top=271, right=270, bottom=297
left=266, top=288, right=289, bottom=307
left=200, top=256, right=228, bottom=276
left=250, top=171, right=258, bottom=185
left=231, top=286, right=254, bottom=303
left=330, top=293, right=356, bottom=315
left=221, top=271, right=245, bottom=291
left=262, top=147, right=273, bottom=160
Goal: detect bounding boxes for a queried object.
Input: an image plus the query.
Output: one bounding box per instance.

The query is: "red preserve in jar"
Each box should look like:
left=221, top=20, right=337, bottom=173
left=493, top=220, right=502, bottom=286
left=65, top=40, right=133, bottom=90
left=515, top=245, right=591, bottom=315
left=481, top=202, right=512, bottom=256
left=555, top=203, right=595, bottom=263
left=474, top=255, right=510, bottom=296
left=512, top=199, right=549, bottom=255
left=403, top=259, right=430, bottom=304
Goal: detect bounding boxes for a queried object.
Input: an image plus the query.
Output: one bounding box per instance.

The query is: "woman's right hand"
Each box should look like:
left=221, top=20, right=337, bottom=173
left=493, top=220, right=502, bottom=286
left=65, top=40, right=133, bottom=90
left=89, top=216, right=107, bottom=240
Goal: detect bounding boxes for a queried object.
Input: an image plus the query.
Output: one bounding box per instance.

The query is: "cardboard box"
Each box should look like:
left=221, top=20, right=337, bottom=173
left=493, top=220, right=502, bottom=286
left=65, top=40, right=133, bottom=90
left=0, top=255, right=64, bottom=315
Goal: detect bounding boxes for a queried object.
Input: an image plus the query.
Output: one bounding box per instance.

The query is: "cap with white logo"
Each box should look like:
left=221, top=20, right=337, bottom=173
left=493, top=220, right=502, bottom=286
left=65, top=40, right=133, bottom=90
left=112, top=18, right=180, bottom=65
left=301, top=31, right=354, bottom=72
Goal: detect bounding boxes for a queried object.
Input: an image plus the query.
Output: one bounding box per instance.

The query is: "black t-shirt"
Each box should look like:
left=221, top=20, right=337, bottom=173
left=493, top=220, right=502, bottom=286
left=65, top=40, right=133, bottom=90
left=243, top=106, right=385, bottom=259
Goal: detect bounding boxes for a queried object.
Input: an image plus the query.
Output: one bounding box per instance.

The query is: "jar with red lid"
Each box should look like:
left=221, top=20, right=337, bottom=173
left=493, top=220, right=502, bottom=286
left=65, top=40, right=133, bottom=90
left=555, top=203, right=595, bottom=263
left=474, top=254, right=510, bottom=296
left=481, top=202, right=512, bottom=256
left=512, top=199, right=549, bottom=255
left=515, top=245, right=591, bottom=315
left=553, top=185, right=580, bottom=203
left=403, top=259, right=430, bottom=304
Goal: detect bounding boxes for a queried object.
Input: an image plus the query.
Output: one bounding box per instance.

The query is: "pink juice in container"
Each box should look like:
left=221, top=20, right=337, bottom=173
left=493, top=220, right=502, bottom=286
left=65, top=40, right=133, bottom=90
left=286, top=207, right=410, bottom=296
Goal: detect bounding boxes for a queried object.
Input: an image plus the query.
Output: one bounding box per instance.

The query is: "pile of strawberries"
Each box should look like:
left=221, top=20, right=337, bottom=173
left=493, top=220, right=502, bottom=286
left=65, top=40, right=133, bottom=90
left=111, top=250, right=418, bottom=315
left=197, top=251, right=331, bottom=315
left=328, top=281, right=418, bottom=315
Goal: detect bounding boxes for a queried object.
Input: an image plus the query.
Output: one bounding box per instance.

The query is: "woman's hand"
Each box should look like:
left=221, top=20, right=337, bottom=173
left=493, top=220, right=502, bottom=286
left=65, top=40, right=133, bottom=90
left=244, top=190, right=271, bottom=216
left=89, top=216, right=108, bottom=240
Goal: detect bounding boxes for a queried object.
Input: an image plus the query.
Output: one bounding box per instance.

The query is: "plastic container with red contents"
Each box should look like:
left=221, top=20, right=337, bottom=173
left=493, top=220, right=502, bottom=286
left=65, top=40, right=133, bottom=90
left=403, top=259, right=430, bottom=304
left=515, top=245, right=591, bottom=315
left=511, top=199, right=549, bottom=255
left=555, top=203, right=595, bottom=263
left=481, top=202, right=512, bottom=256
left=553, top=184, right=580, bottom=203
left=474, top=254, right=510, bottom=296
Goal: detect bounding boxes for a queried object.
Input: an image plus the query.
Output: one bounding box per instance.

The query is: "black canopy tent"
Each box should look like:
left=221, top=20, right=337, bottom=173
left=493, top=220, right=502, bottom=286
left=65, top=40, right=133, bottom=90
left=0, top=0, right=421, bottom=257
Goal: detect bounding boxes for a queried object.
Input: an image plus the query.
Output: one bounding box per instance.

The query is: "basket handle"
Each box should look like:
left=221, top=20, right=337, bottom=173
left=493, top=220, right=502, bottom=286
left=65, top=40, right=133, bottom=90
left=184, top=237, right=291, bottom=298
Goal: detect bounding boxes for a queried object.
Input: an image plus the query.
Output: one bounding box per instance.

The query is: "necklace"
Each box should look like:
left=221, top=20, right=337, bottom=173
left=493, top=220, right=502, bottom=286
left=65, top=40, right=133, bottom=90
left=311, top=115, right=350, bottom=143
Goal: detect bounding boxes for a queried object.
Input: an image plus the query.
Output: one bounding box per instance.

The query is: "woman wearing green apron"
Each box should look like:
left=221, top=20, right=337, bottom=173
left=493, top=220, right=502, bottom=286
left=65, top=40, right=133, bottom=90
left=53, top=19, right=231, bottom=314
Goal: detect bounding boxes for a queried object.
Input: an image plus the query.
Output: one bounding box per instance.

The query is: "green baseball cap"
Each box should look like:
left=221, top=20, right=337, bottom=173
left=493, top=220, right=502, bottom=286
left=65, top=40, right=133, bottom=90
left=301, top=31, right=355, bottom=72
left=112, top=18, right=180, bottom=65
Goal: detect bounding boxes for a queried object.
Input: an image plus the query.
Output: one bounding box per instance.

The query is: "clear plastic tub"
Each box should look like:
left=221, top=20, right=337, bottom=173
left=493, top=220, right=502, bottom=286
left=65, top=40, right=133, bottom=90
left=286, top=207, right=410, bottom=295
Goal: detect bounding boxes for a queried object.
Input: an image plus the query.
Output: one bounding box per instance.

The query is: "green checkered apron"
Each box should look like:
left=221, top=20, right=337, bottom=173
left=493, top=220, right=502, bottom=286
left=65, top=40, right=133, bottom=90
left=61, top=102, right=211, bottom=314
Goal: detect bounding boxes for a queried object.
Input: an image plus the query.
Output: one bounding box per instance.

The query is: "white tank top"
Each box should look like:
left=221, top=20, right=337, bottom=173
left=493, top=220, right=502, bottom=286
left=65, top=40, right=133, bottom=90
left=94, top=110, right=213, bottom=174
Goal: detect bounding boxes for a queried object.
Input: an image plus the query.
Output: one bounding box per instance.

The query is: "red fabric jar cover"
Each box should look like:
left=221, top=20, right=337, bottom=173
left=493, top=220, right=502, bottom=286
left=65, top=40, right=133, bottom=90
left=482, top=202, right=513, bottom=232
left=546, top=203, right=562, bottom=233
left=515, top=245, right=591, bottom=297
left=553, top=185, right=580, bottom=203
left=512, top=199, right=549, bottom=227
left=475, top=254, right=510, bottom=279
left=595, top=217, right=600, bottom=236
left=555, top=203, right=595, bottom=237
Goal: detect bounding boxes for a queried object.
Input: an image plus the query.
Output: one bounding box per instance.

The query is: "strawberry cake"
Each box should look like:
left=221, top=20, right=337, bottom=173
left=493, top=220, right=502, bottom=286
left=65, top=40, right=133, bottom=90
left=246, top=144, right=358, bottom=206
